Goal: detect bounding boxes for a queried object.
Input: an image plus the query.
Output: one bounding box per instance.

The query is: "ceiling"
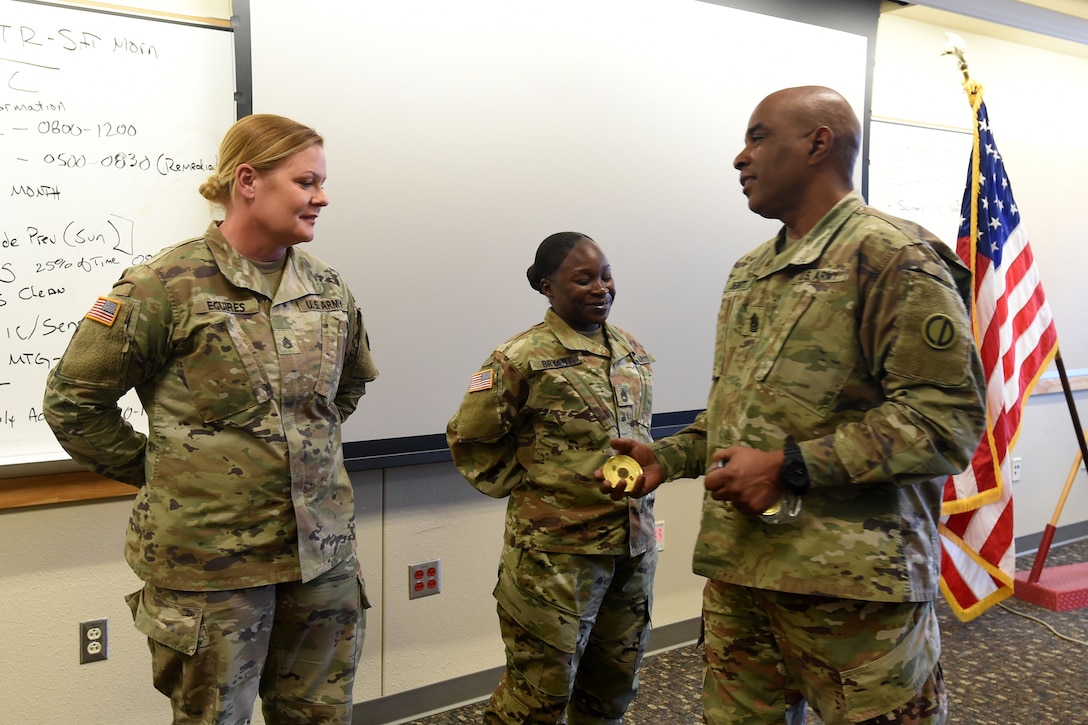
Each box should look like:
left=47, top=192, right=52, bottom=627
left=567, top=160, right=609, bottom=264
left=1017, top=0, right=1088, bottom=18
left=882, top=0, right=1088, bottom=59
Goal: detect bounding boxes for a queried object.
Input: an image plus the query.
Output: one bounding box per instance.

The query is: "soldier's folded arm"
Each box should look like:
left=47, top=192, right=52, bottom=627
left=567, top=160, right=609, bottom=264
left=43, top=271, right=173, bottom=487
left=333, top=304, right=379, bottom=420
left=447, top=353, right=528, bottom=498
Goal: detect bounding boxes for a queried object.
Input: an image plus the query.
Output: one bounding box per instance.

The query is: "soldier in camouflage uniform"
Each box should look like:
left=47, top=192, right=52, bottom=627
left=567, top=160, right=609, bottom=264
left=447, top=232, right=656, bottom=724
left=601, top=87, right=986, bottom=725
left=43, top=115, right=378, bottom=725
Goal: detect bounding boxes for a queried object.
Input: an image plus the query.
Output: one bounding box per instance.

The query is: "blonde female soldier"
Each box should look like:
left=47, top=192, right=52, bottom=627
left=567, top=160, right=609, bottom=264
left=44, top=114, right=378, bottom=725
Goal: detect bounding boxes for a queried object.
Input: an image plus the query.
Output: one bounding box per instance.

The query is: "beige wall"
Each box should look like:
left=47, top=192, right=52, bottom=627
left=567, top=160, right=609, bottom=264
left=45, top=0, right=231, bottom=23
left=0, top=464, right=705, bottom=723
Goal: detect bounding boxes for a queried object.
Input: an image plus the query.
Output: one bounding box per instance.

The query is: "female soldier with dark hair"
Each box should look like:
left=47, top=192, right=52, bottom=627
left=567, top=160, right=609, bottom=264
left=447, top=232, right=657, bottom=724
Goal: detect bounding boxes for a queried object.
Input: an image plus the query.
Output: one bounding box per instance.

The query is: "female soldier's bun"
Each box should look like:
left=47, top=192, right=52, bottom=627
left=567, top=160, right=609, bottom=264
left=198, top=176, right=224, bottom=203
left=199, top=114, right=323, bottom=208
left=528, top=232, right=592, bottom=293
left=527, top=264, right=543, bottom=292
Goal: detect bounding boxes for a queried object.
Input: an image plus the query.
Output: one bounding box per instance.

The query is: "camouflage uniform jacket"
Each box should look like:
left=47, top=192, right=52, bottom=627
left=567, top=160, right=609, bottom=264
left=43, top=223, right=379, bottom=590
left=652, top=192, right=986, bottom=602
left=447, top=308, right=655, bottom=556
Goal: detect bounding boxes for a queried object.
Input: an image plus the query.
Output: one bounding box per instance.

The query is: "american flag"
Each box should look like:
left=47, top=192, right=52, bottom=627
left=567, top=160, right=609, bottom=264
left=467, top=369, right=493, bottom=393
left=938, top=89, right=1059, bottom=622
left=85, top=296, right=122, bottom=327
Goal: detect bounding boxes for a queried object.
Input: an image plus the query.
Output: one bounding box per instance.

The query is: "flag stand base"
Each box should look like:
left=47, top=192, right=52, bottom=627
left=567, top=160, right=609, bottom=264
left=1013, top=562, right=1088, bottom=611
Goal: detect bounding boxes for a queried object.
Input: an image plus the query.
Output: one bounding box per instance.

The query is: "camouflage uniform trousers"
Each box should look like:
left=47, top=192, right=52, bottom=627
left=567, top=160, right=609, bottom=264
left=701, top=578, right=946, bottom=725
left=485, top=546, right=657, bottom=724
left=124, top=556, right=368, bottom=725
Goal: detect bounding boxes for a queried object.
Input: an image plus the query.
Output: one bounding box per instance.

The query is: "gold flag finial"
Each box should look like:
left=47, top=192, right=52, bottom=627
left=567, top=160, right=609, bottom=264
left=942, top=32, right=982, bottom=102
left=941, top=32, right=971, bottom=82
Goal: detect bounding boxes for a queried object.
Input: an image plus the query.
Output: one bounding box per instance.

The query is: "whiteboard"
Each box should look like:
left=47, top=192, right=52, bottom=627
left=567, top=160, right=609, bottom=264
left=867, top=119, right=972, bottom=246
left=0, top=1, right=236, bottom=467
left=250, top=0, right=869, bottom=447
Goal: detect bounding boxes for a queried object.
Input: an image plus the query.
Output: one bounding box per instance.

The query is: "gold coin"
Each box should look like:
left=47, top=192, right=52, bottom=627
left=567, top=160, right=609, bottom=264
left=603, top=455, right=643, bottom=492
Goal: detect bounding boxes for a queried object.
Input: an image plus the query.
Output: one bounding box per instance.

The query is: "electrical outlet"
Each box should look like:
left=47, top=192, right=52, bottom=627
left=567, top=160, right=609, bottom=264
left=654, top=521, right=665, bottom=552
left=80, top=619, right=108, bottom=664
left=1011, top=457, right=1023, bottom=483
left=409, top=560, right=441, bottom=599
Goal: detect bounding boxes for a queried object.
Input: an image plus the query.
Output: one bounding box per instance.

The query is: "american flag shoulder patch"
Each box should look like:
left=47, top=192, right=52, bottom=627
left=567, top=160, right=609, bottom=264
left=85, top=296, right=123, bottom=327
left=467, top=369, right=493, bottom=392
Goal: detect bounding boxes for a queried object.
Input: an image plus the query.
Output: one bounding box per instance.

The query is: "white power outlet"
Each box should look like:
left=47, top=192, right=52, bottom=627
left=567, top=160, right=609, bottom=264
left=80, top=619, right=108, bottom=664
left=1011, top=457, right=1023, bottom=483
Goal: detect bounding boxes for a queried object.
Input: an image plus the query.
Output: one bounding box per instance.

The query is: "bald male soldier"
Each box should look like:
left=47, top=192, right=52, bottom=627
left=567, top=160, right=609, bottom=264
left=601, top=86, right=986, bottom=725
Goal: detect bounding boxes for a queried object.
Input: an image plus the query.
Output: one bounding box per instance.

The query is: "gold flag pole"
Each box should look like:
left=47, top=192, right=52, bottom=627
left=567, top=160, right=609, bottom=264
left=1027, top=355, right=1088, bottom=584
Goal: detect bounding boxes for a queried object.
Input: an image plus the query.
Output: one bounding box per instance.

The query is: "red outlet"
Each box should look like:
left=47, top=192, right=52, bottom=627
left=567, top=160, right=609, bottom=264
left=408, top=560, right=442, bottom=600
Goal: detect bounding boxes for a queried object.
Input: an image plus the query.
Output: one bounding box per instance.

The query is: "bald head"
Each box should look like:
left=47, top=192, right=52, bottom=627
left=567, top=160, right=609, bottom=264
left=733, top=86, right=862, bottom=235
left=768, top=86, right=861, bottom=181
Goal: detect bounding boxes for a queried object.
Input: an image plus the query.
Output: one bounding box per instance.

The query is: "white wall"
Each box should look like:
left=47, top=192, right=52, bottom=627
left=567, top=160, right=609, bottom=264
left=246, top=0, right=868, bottom=444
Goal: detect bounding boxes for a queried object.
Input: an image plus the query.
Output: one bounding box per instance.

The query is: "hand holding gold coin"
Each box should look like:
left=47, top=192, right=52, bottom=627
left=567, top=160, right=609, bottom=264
left=602, top=454, right=643, bottom=493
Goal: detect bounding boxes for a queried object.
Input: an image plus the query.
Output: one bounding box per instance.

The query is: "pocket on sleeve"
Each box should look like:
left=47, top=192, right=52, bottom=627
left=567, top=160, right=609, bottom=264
left=54, top=298, right=141, bottom=387
left=884, top=269, right=973, bottom=387
left=452, top=365, right=506, bottom=442
left=351, top=309, right=380, bottom=382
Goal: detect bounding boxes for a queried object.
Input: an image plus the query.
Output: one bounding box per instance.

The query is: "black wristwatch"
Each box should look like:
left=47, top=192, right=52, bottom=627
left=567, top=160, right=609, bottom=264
left=780, top=436, right=811, bottom=496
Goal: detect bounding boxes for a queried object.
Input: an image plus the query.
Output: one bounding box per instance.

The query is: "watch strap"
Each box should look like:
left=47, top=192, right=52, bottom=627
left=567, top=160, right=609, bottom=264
left=781, top=435, right=811, bottom=496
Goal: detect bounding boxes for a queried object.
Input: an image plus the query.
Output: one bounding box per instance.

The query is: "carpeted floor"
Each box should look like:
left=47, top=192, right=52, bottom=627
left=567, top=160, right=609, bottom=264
left=408, top=538, right=1088, bottom=724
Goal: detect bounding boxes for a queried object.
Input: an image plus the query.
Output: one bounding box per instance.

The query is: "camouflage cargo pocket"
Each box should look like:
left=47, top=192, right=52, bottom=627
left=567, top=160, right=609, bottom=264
left=125, top=586, right=205, bottom=655
left=494, top=547, right=579, bottom=654
left=125, top=586, right=215, bottom=711
left=838, top=602, right=940, bottom=721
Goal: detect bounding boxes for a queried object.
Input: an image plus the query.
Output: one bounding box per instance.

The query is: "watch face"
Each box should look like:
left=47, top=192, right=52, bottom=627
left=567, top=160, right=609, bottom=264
left=787, top=462, right=806, bottom=479
left=782, top=457, right=809, bottom=495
